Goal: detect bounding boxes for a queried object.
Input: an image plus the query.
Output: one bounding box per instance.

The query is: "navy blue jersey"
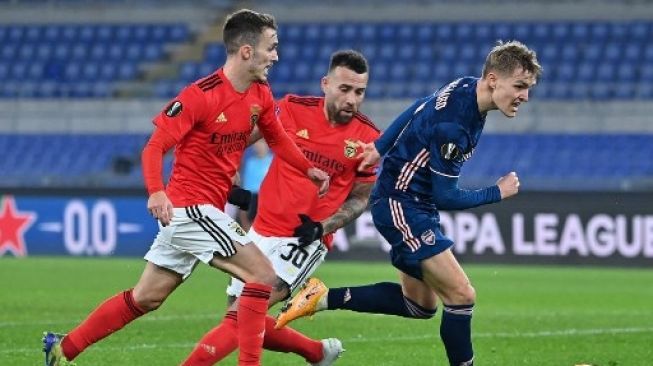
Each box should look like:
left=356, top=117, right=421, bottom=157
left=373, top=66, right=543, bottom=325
left=372, top=77, right=501, bottom=212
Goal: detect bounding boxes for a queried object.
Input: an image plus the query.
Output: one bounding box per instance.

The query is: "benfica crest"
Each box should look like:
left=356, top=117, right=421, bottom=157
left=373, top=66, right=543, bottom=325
left=229, top=221, right=246, bottom=237
left=344, top=139, right=359, bottom=159
left=250, top=104, right=262, bottom=126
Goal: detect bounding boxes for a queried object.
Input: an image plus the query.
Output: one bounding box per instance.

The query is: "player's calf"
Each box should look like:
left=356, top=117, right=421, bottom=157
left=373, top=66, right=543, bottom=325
left=328, top=282, right=437, bottom=319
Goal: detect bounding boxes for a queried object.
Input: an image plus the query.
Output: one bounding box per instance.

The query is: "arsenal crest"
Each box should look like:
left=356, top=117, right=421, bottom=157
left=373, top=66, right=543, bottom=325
left=344, top=139, right=359, bottom=159
left=420, top=229, right=436, bottom=245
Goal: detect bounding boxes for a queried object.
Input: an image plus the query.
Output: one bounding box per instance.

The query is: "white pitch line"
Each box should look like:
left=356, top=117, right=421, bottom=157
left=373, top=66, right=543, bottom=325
left=3, top=327, right=653, bottom=355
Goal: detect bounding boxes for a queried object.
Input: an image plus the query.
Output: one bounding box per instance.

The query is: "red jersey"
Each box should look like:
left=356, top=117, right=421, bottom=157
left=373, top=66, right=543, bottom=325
left=146, top=69, right=312, bottom=209
left=253, top=95, right=381, bottom=249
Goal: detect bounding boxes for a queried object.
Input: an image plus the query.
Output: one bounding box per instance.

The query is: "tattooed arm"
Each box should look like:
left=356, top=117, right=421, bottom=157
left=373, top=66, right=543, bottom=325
left=321, top=181, right=374, bottom=234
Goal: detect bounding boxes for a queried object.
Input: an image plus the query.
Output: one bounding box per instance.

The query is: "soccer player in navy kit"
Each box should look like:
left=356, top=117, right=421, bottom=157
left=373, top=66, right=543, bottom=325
left=278, top=41, right=542, bottom=366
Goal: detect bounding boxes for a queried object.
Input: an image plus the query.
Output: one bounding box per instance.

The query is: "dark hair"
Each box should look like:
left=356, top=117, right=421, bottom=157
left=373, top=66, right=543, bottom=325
left=329, top=50, right=369, bottom=74
left=223, top=9, right=277, bottom=55
left=482, top=40, right=542, bottom=79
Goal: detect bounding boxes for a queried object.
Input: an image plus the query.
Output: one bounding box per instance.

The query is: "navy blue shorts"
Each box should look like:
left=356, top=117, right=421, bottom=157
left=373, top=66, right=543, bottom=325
left=371, top=197, right=453, bottom=280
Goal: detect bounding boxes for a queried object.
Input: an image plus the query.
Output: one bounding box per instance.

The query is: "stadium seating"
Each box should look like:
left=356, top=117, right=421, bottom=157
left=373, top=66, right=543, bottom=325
left=155, top=21, right=653, bottom=101
left=0, top=23, right=189, bottom=98
left=1, top=133, right=650, bottom=190
left=1, top=21, right=652, bottom=101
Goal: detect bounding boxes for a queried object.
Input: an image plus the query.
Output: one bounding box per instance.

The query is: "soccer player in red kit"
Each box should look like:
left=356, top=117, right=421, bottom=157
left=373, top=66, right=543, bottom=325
left=181, top=50, right=379, bottom=366
left=42, top=9, right=328, bottom=366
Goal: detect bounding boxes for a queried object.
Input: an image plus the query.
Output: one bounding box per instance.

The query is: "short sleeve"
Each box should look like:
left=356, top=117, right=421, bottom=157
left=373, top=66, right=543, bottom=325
left=152, top=84, right=208, bottom=142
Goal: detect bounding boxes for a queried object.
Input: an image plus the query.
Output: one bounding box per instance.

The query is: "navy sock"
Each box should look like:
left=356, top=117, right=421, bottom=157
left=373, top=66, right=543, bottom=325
left=327, top=282, right=436, bottom=319
left=440, top=303, right=474, bottom=366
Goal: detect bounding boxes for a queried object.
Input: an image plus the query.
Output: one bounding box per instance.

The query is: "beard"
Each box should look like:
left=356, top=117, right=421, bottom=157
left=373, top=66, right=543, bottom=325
left=327, top=103, right=354, bottom=124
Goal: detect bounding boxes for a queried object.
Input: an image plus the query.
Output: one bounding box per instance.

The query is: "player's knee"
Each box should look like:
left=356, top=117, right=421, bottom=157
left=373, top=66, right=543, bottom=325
left=133, top=292, right=165, bottom=312
left=412, top=306, right=438, bottom=319
left=443, top=283, right=476, bottom=305
left=455, top=284, right=476, bottom=305
left=249, top=262, right=277, bottom=288
left=269, top=277, right=290, bottom=304
left=403, top=296, right=438, bottom=319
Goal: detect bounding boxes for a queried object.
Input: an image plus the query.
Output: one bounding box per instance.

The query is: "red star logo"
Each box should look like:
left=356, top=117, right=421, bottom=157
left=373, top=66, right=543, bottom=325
left=0, top=196, right=36, bottom=257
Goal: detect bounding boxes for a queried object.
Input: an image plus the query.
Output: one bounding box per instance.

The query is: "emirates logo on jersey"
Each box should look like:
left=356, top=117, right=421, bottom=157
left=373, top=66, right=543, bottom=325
left=344, top=139, right=359, bottom=159
left=250, top=104, right=261, bottom=126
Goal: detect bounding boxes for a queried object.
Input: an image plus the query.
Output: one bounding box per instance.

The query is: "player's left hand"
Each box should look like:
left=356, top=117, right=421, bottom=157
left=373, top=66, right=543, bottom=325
left=293, top=214, right=324, bottom=247
left=308, top=167, right=330, bottom=197
left=227, top=185, right=252, bottom=211
left=356, top=140, right=380, bottom=172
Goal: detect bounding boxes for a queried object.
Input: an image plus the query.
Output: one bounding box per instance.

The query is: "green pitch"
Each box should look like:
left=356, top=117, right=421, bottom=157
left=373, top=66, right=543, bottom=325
left=1, top=257, right=652, bottom=365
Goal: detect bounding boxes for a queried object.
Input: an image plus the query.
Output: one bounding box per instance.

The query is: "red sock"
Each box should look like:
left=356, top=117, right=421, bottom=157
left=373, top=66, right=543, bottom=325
left=181, top=311, right=238, bottom=366
left=61, top=289, right=146, bottom=360
left=262, top=315, right=323, bottom=363
left=238, top=283, right=271, bottom=366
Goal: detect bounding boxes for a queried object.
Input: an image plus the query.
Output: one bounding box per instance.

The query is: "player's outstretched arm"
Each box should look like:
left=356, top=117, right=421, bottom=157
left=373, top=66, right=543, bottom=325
left=430, top=172, right=502, bottom=211
left=321, top=181, right=373, bottom=234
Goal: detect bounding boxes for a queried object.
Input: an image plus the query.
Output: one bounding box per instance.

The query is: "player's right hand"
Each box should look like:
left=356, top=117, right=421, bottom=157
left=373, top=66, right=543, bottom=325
left=308, top=167, right=330, bottom=197
left=356, top=140, right=380, bottom=172
left=496, top=171, right=520, bottom=199
left=227, top=185, right=252, bottom=211
left=147, top=190, right=174, bottom=226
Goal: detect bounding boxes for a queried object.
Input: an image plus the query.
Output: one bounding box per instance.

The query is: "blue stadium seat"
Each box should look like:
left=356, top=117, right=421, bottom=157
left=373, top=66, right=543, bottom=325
left=282, top=23, right=303, bottom=42
left=304, top=24, right=321, bottom=42
left=604, top=42, right=621, bottom=62
left=552, top=22, right=571, bottom=40
left=8, top=26, right=24, bottom=42
left=322, top=24, right=339, bottom=42
left=617, top=63, right=636, bottom=82
left=118, top=62, right=138, bottom=80
left=454, top=23, right=473, bottom=41
left=610, top=23, right=628, bottom=41
left=97, top=25, right=113, bottom=41
left=570, top=22, right=589, bottom=41
left=623, top=43, right=641, bottom=62
left=629, top=22, right=649, bottom=42
left=613, top=83, right=635, bottom=100
left=474, top=23, right=492, bottom=41
left=492, top=22, right=516, bottom=40
left=78, top=25, right=95, bottom=43
left=590, top=22, right=609, bottom=40
left=596, top=63, right=616, bottom=82
left=1, top=43, right=17, bottom=60
left=415, top=23, right=434, bottom=43
left=169, top=23, right=189, bottom=42
left=359, top=23, right=376, bottom=42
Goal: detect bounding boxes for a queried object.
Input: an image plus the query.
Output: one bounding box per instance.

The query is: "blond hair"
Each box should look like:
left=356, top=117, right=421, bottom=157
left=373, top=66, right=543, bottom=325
left=482, top=40, right=542, bottom=79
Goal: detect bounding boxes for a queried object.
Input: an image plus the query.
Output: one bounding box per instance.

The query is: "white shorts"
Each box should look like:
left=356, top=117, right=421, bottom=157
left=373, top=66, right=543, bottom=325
left=226, top=228, right=327, bottom=297
left=144, top=204, right=251, bottom=279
